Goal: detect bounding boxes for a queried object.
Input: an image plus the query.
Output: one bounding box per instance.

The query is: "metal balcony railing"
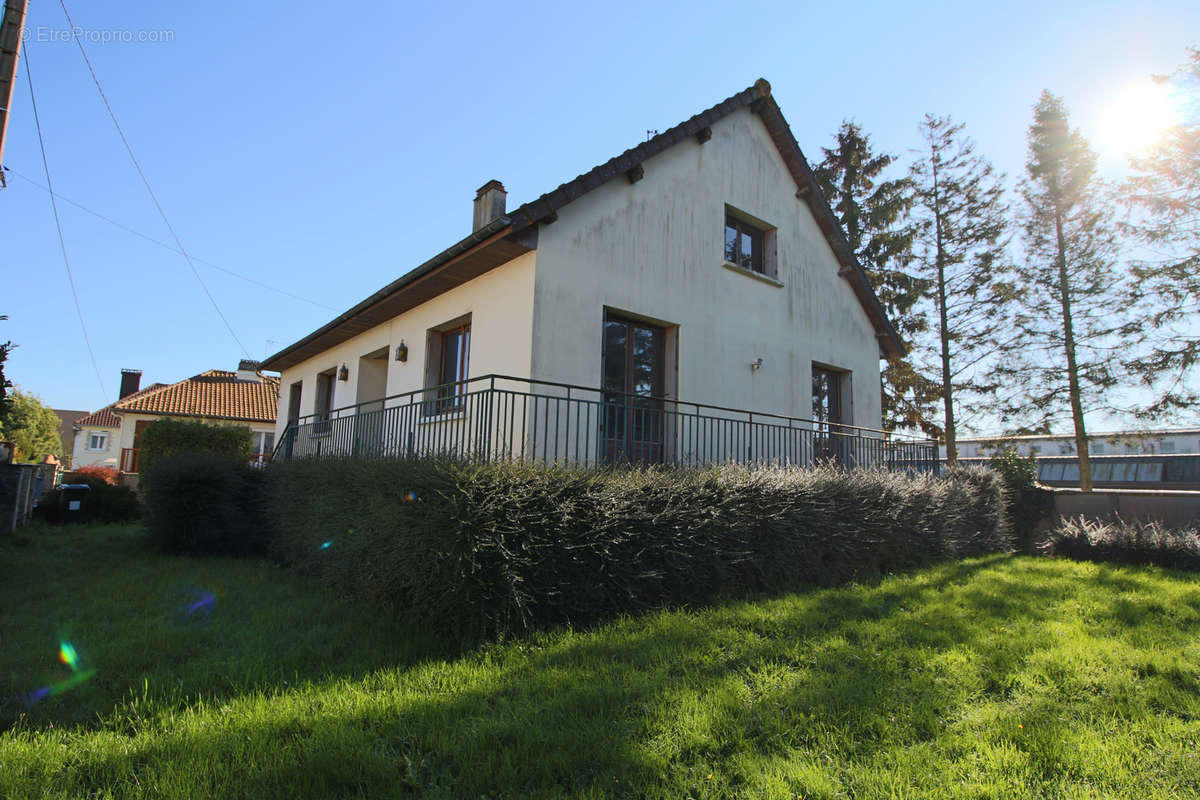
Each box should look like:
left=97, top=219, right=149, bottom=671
left=273, top=374, right=938, bottom=473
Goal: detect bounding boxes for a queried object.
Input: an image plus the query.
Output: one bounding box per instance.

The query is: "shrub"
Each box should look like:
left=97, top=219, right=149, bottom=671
left=138, top=419, right=252, bottom=481
left=1043, top=516, right=1200, bottom=571
left=64, top=465, right=119, bottom=485
left=144, top=453, right=269, bottom=556
left=268, top=458, right=1013, bottom=642
left=988, top=447, right=1055, bottom=553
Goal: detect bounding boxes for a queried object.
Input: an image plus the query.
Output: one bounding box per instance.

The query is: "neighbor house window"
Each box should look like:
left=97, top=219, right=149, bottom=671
left=87, top=433, right=107, bottom=451
left=425, top=315, right=472, bottom=414
left=250, top=430, right=275, bottom=465
left=1090, top=442, right=1104, bottom=455
left=1161, top=441, right=1176, bottom=454
left=724, top=214, right=765, bottom=273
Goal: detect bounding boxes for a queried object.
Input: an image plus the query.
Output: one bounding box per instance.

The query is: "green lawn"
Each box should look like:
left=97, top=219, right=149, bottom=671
left=3, top=524, right=1200, bottom=799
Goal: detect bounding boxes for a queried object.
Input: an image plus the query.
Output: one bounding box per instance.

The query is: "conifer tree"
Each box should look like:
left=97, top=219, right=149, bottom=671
left=909, top=116, right=1015, bottom=464
left=992, top=92, right=1125, bottom=492
left=1121, top=48, right=1200, bottom=419
left=0, top=315, right=11, bottom=431
left=812, top=122, right=940, bottom=433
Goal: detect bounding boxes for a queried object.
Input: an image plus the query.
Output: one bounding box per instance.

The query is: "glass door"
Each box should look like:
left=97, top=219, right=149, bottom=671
left=601, top=314, right=666, bottom=464
left=812, top=365, right=845, bottom=463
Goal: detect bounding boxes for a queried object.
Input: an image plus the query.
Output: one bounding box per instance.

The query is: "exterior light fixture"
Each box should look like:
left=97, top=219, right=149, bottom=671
left=750, top=358, right=763, bottom=371
left=395, top=341, right=409, bottom=362
left=338, top=364, right=349, bottom=382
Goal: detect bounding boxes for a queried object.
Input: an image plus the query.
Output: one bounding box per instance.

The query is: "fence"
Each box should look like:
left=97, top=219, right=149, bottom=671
left=274, top=374, right=937, bottom=472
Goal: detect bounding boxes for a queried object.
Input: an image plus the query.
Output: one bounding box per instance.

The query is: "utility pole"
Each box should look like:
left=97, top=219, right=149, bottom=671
left=0, top=0, right=30, bottom=189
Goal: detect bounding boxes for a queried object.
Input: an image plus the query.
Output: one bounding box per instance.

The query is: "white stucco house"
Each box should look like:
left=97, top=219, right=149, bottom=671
left=262, top=79, right=921, bottom=467
left=71, top=364, right=279, bottom=476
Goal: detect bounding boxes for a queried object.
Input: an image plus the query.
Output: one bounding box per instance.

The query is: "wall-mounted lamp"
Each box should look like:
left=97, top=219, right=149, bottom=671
left=750, top=357, right=764, bottom=371
left=338, top=364, right=349, bottom=381
left=395, top=340, right=409, bottom=362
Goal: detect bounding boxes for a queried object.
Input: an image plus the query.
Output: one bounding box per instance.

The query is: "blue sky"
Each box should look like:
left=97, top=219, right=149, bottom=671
left=2, top=0, right=1197, bottom=430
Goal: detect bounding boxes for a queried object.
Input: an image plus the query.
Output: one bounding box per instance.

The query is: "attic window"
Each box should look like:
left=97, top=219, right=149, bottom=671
left=725, top=215, right=763, bottom=273
left=723, top=207, right=778, bottom=280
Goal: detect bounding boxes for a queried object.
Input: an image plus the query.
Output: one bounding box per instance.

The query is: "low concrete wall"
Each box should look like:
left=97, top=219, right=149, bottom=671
left=1053, top=488, right=1200, bottom=528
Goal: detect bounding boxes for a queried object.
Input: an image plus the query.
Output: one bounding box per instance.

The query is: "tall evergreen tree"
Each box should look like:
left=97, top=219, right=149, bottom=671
left=1121, top=48, right=1200, bottom=419
left=812, top=122, right=940, bottom=433
left=910, top=116, right=1015, bottom=464
left=992, top=92, right=1125, bottom=492
left=0, top=315, right=12, bottom=431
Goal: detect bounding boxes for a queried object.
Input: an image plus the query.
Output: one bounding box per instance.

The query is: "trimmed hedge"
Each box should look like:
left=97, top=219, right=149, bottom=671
left=138, top=418, right=252, bottom=481
left=267, top=459, right=1012, bottom=642
left=144, top=453, right=269, bottom=556
left=1043, top=516, right=1200, bottom=571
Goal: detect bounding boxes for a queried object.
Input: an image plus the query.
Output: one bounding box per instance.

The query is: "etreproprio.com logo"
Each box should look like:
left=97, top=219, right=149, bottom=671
left=26, top=26, right=176, bottom=45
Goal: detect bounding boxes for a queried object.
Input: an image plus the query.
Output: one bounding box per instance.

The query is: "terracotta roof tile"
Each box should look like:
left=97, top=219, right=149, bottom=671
left=74, top=384, right=169, bottom=428
left=113, top=370, right=279, bottom=423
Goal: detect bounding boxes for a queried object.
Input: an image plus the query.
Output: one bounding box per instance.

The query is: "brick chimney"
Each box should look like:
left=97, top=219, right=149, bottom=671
left=236, top=359, right=263, bottom=383
left=473, top=180, right=507, bottom=232
left=119, top=369, right=142, bottom=399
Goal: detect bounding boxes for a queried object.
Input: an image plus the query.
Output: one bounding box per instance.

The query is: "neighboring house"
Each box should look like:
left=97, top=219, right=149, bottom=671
left=263, top=79, right=920, bottom=468
left=943, top=428, right=1200, bottom=460
left=72, top=372, right=168, bottom=471
left=72, top=363, right=280, bottom=476
left=50, top=409, right=88, bottom=468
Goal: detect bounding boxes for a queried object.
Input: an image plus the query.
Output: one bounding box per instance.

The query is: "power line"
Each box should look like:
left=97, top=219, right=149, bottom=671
left=22, top=42, right=109, bottom=404
left=57, top=0, right=250, bottom=358
left=5, top=166, right=339, bottom=312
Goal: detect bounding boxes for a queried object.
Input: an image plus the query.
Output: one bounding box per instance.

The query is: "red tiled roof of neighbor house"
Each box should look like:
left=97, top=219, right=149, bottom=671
left=74, top=384, right=169, bottom=428
left=113, top=370, right=280, bottom=423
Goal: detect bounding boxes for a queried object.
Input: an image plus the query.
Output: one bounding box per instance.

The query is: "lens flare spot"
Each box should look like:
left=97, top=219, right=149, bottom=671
left=24, top=670, right=97, bottom=709
left=58, top=641, right=79, bottom=671
left=319, top=540, right=332, bottom=550
left=177, top=587, right=217, bottom=623
left=404, top=490, right=419, bottom=502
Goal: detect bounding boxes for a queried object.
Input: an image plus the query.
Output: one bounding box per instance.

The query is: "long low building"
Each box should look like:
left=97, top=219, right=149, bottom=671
left=941, top=429, right=1200, bottom=460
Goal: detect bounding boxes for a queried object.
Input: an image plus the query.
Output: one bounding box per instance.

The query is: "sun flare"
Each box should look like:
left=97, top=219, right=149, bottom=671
left=1099, top=78, right=1179, bottom=156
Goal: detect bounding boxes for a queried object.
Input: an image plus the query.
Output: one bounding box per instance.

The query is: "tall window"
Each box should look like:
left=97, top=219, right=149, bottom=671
left=724, top=214, right=764, bottom=273
left=425, top=315, right=472, bottom=414
left=315, top=370, right=335, bottom=433
left=812, top=364, right=848, bottom=463
left=287, top=381, right=302, bottom=426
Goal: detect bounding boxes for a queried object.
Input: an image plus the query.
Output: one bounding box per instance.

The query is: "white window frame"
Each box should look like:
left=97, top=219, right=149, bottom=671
left=87, top=432, right=108, bottom=451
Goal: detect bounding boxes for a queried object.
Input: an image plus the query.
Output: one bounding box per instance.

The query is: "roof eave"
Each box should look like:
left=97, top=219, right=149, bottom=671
left=262, top=216, right=519, bottom=372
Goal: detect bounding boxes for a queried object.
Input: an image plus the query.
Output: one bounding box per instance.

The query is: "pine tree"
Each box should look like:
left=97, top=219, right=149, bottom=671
left=0, top=314, right=12, bottom=431
left=1121, top=48, right=1200, bottom=419
left=812, top=122, right=940, bottom=433
left=909, top=116, right=1015, bottom=464
left=992, top=92, right=1125, bottom=492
